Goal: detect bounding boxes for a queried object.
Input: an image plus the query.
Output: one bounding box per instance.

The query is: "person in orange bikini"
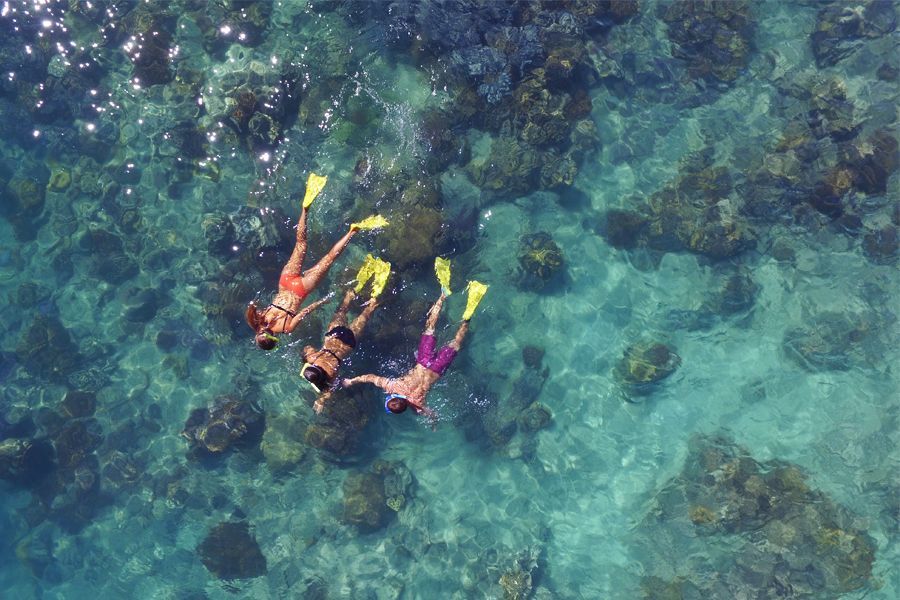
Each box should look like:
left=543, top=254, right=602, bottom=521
left=245, top=174, right=387, bottom=350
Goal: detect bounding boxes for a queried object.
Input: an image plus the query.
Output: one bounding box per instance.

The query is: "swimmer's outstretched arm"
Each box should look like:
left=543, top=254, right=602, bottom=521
left=313, top=390, right=333, bottom=414
left=342, top=374, right=393, bottom=392
left=285, top=296, right=331, bottom=332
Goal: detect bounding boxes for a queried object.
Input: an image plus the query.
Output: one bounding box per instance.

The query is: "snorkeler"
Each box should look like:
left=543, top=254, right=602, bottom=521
left=302, top=256, right=391, bottom=413
left=342, top=264, right=488, bottom=424
left=245, top=173, right=388, bottom=350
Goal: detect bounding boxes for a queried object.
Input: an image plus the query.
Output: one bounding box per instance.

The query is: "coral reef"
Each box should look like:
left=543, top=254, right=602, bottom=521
left=342, top=471, right=390, bottom=531
left=811, top=0, right=897, bottom=67
left=349, top=160, right=455, bottom=270
left=1, top=176, right=47, bottom=241
left=304, top=386, right=372, bottom=457
left=187, top=0, right=274, bottom=57
left=782, top=310, right=883, bottom=372
left=15, top=316, right=84, bottom=384
left=182, top=396, right=266, bottom=458
left=61, top=391, right=97, bottom=419
left=15, top=408, right=110, bottom=534
left=341, top=461, right=414, bottom=531
left=478, top=350, right=550, bottom=451
left=197, top=521, right=267, bottom=580
left=260, top=412, right=307, bottom=474
left=862, top=224, right=897, bottom=264
left=357, top=0, right=624, bottom=198
left=662, top=0, right=755, bottom=85
left=383, top=204, right=447, bottom=270
left=498, top=547, right=542, bottom=600
left=522, top=345, right=545, bottom=370
left=0, top=437, right=55, bottom=485
left=615, top=341, right=681, bottom=395
left=601, top=150, right=756, bottom=261
left=470, top=135, right=541, bottom=195
left=517, top=231, right=565, bottom=291
left=638, top=435, right=877, bottom=598
left=121, top=5, right=177, bottom=86
left=78, top=227, right=139, bottom=285
left=704, top=269, right=758, bottom=317
left=373, top=460, right=415, bottom=514
left=599, top=209, right=649, bottom=250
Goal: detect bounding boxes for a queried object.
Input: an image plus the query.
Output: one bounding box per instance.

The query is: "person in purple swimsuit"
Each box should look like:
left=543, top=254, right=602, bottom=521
left=342, top=293, right=468, bottom=424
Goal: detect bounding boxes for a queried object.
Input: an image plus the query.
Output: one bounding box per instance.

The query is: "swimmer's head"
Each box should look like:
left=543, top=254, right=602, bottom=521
left=302, top=364, right=329, bottom=392
left=255, top=330, right=278, bottom=351
left=384, top=394, right=408, bottom=414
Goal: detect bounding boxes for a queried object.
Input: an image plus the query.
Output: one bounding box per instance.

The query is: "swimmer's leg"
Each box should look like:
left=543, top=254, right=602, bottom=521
left=300, top=227, right=356, bottom=292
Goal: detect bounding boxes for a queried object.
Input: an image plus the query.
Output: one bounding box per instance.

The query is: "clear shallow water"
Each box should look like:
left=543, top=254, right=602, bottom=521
left=0, top=1, right=897, bottom=599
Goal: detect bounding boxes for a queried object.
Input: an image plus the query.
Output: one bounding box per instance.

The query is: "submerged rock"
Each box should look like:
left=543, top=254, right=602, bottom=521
left=862, top=224, right=898, bottom=264
left=373, top=460, right=415, bottom=513
left=498, top=547, right=541, bottom=600
left=197, top=521, right=267, bottom=580
left=61, top=391, right=97, bottom=419
left=342, top=471, right=390, bottom=532
left=518, top=403, right=552, bottom=433
left=79, top=228, right=139, bottom=285
left=522, top=345, right=545, bottom=370
left=615, top=341, right=681, bottom=393
left=383, top=204, right=448, bottom=270
left=609, top=154, right=756, bottom=261
left=783, top=311, right=879, bottom=371
left=482, top=368, right=549, bottom=447
left=600, top=209, right=649, bottom=250
left=122, top=7, right=176, bottom=86
left=304, top=423, right=354, bottom=456
left=705, top=270, right=758, bottom=317
left=1, top=177, right=47, bottom=241
left=637, top=434, right=876, bottom=597
left=182, top=397, right=266, bottom=457
left=517, top=232, right=565, bottom=291
left=304, top=386, right=372, bottom=457
left=811, top=0, right=897, bottom=68
left=662, top=0, right=755, bottom=85
left=260, top=412, right=307, bottom=473
left=0, top=438, right=55, bottom=484
left=15, top=316, right=84, bottom=383
left=54, top=419, right=102, bottom=470
left=470, top=135, right=540, bottom=194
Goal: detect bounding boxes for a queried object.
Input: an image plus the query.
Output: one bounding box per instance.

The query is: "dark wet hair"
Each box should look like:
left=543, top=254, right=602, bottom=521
left=255, top=330, right=278, bottom=351
left=386, top=396, right=408, bottom=414
left=245, top=303, right=262, bottom=331
left=303, top=365, right=330, bottom=391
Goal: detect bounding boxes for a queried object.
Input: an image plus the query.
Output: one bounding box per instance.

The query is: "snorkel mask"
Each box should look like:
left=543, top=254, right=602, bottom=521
left=384, top=393, right=409, bottom=414
left=256, top=330, right=280, bottom=350
left=302, top=363, right=328, bottom=393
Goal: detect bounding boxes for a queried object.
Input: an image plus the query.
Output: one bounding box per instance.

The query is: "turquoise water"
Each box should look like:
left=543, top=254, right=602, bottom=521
left=1, top=1, right=897, bottom=598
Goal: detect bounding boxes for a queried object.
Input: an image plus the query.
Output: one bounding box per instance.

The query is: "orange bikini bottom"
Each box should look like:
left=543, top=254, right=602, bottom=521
left=279, top=273, right=308, bottom=299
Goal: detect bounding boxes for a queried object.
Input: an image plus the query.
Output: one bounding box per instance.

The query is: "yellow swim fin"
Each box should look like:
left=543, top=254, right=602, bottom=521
left=303, top=172, right=328, bottom=208
left=354, top=254, right=377, bottom=293
left=462, top=280, right=488, bottom=321
left=434, top=257, right=452, bottom=296
left=370, top=259, right=392, bottom=299
left=351, top=214, right=389, bottom=231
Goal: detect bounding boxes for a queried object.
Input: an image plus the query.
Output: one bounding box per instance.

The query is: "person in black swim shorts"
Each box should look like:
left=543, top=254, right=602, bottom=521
left=301, top=289, right=379, bottom=413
